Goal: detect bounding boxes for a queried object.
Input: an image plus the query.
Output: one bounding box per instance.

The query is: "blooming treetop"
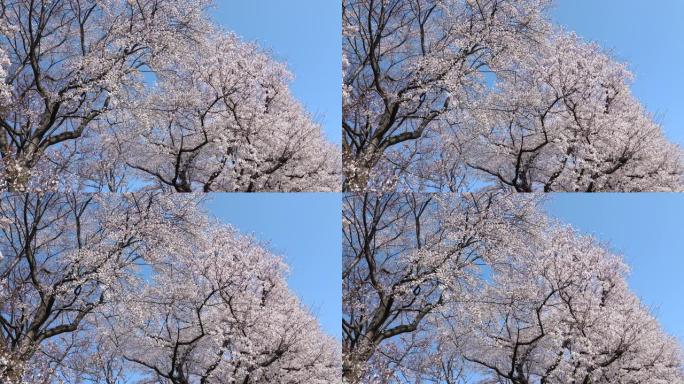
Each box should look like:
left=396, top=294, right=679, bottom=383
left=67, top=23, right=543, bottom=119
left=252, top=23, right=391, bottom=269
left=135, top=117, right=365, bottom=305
left=342, top=192, right=543, bottom=382
left=0, top=192, right=207, bottom=381
left=0, top=0, right=341, bottom=192
left=0, top=193, right=340, bottom=383
left=111, top=224, right=340, bottom=383
left=453, top=33, right=683, bottom=192
left=455, top=226, right=683, bottom=383
left=120, top=31, right=340, bottom=192
left=343, top=0, right=683, bottom=192
left=342, top=192, right=684, bottom=383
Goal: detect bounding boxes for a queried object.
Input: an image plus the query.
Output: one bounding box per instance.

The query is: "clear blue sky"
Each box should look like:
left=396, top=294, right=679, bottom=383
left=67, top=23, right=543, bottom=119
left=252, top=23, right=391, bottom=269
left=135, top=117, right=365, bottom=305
left=211, top=1, right=342, bottom=144
left=552, top=0, right=684, bottom=146
left=204, top=193, right=342, bottom=339
left=545, top=194, right=684, bottom=344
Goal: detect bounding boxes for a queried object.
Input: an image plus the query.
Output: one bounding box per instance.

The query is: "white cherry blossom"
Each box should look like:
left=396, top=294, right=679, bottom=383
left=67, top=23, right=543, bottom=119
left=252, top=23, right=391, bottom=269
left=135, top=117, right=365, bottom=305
left=343, top=0, right=683, bottom=192
left=343, top=192, right=684, bottom=383
left=0, top=0, right=340, bottom=192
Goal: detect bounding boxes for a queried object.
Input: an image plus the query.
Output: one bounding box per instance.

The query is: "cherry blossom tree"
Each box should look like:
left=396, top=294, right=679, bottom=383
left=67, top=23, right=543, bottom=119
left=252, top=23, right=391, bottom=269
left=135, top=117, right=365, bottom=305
left=342, top=192, right=684, bottom=383
left=0, top=192, right=206, bottom=382
left=343, top=0, right=683, bottom=192
left=456, top=226, right=684, bottom=383
left=0, top=0, right=341, bottom=192
left=454, top=33, right=683, bottom=192
left=342, top=191, right=540, bottom=383
left=119, top=31, right=341, bottom=192
left=0, top=193, right=340, bottom=383
left=108, top=224, right=340, bottom=383
left=342, top=0, right=551, bottom=191
left=0, top=0, right=211, bottom=192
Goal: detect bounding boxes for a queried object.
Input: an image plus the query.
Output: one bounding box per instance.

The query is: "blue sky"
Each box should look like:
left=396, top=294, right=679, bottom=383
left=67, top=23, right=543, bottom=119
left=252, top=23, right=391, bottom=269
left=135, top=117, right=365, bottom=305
left=211, top=1, right=342, bottom=144
left=552, top=0, right=684, bottom=146
left=545, top=194, right=684, bottom=344
left=204, top=193, right=342, bottom=339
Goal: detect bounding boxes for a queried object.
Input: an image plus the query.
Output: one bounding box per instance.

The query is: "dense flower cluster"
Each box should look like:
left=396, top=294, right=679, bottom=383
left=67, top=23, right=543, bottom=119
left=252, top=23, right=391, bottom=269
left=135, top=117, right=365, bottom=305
left=120, top=31, right=340, bottom=192
left=343, top=193, right=684, bottom=383
left=0, top=193, right=340, bottom=383
left=343, top=0, right=683, bottom=192
left=0, top=0, right=340, bottom=192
